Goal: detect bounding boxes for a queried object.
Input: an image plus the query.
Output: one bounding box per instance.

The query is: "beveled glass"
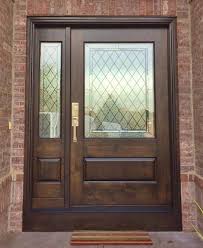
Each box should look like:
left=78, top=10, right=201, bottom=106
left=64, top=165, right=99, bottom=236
left=39, top=42, right=61, bottom=138
left=85, top=43, right=154, bottom=138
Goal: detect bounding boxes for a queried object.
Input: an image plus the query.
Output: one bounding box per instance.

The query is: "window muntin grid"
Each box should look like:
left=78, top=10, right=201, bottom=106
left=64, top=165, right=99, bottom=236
left=85, top=43, right=154, bottom=138
left=39, top=42, right=61, bottom=138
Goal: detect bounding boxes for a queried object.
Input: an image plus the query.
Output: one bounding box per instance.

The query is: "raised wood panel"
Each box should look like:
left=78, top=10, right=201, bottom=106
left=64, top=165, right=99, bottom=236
left=33, top=182, right=62, bottom=198
left=84, top=158, right=156, bottom=181
left=38, top=158, right=61, bottom=181
left=32, top=198, right=64, bottom=208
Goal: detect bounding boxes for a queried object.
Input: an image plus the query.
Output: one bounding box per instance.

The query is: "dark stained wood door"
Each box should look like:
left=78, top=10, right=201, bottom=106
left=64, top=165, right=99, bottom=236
left=70, top=28, right=171, bottom=209
left=23, top=17, right=181, bottom=231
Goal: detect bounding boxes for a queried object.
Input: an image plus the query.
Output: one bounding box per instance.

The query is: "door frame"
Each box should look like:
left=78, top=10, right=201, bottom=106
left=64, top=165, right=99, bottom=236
left=23, top=16, right=181, bottom=231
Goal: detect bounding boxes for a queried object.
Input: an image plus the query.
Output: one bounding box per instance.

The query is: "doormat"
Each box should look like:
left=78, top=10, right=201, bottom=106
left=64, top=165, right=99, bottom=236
left=71, top=231, right=153, bottom=245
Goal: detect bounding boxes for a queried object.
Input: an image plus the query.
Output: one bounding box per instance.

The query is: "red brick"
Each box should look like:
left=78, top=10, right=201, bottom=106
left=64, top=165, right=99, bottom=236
left=0, top=175, right=12, bottom=237
left=191, top=0, right=203, bottom=232
left=0, top=0, right=200, bottom=234
left=0, top=0, right=14, bottom=237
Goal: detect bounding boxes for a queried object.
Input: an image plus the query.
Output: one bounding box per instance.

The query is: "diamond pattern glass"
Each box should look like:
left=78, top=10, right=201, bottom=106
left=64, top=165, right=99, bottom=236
left=39, top=43, right=61, bottom=138
left=85, top=43, right=154, bottom=138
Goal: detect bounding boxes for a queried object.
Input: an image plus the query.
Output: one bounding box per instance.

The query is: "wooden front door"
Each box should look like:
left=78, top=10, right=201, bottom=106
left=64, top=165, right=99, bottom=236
left=23, top=17, right=182, bottom=231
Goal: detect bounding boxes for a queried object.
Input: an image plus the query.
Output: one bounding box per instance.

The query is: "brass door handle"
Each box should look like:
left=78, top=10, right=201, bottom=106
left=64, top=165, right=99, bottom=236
left=72, top=117, right=78, bottom=142
left=72, top=103, right=79, bottom=143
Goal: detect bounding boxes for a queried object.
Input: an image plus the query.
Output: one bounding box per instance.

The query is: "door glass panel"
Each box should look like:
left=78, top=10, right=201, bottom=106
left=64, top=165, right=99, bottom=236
left=39, top=42, right=61, bottom=138
left=85, top=43, right=154, bottom=138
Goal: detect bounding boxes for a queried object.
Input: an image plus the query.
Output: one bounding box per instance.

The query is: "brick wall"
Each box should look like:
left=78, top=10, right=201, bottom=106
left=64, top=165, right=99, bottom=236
left=8, top=0, right=197, bottom=232
left=26, top=0, right=176, bottom=15
left=191, top=0, right=203, bottom=232
left=8, top=0, right=26, bottom=232
left=0, top=175, right=12, bottom=237
left=0, top=0, right=14, bottom=237
left=177, top=0, right=197, bottom=230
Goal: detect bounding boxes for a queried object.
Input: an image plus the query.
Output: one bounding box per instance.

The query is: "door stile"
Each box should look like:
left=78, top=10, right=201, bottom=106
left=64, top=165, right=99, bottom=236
left=64, top=27, right=71, bottom=208
left=70, top=29, right=84, bottom=206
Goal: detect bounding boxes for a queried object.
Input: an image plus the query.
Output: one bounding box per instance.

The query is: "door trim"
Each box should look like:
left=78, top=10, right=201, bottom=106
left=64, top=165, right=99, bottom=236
left=23, top=16, right=181, bottom=231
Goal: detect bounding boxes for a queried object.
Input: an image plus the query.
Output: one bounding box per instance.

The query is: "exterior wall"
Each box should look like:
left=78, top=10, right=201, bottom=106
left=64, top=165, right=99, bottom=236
left=0, top=176, right=12, bottom=237
left=195, top=177, right=203, bottom=232
left=177, top=0, right=197, bottom=230
left=0, top=0, right=14, bottom=237
left=9, top=0, right=196, bottom=231
left=191, top=0, right=203, bottom=232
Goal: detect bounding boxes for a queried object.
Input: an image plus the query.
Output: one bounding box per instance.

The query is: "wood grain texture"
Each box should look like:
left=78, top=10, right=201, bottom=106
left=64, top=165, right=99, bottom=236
left=70, top=27, right=171, bottom=206
left=31, top=28, right=66, bottom=208
left=37, top=158, right=61, bottom=181
left=84, top=158, right=156, bottom=181
left=71, top=231, right=152, bottom=245
left=23, top=17, right=181, bottom=231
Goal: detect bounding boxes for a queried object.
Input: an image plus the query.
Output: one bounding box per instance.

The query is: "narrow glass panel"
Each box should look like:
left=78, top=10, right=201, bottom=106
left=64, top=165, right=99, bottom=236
left=85, top=43, right=154, bottom=138
left=39, top=42, right=61, bottom=138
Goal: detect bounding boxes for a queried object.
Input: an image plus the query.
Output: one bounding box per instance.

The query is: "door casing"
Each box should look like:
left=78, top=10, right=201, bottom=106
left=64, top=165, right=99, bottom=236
left=23, top=16, right=181, bottom=231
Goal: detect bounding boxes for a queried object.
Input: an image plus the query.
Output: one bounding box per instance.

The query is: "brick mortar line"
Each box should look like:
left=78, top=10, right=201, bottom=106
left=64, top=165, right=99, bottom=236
left=194, top=175, right=203, bottom=187
left=11, top=170, right=24, bottom=181
left=188, top=0, right=196, bottom=170
left=10, top=0, right=17, bottom=182
left=0, top=173, right=12, bottom=185
left=182, top=171, right=203, bottom=180
left=7, top=0, right=16, bottom=234
left=0, top=201, right=11, bottom=215
left=8, top=0, right=27, bottom=231
left=194, top=173, right=203, bottom=183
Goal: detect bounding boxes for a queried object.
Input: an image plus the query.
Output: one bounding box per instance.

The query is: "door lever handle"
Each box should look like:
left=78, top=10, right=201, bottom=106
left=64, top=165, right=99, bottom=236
left=72, top=103, right=79, bottom=143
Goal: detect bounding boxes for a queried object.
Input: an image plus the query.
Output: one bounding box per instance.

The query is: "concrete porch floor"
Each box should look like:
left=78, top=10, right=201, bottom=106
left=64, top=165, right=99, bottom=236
left=0, top=232, right=202, bottom=248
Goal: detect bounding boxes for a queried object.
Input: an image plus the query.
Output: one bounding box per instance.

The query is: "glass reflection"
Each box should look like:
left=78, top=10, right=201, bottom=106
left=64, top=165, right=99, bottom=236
left=85, top=43, right=154, bottom=138
left=39, top=42, right=61, bottom=138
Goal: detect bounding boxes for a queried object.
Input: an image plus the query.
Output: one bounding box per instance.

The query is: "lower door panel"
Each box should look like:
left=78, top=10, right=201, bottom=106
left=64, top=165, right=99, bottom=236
left=23, top=17, right=181, bottom=231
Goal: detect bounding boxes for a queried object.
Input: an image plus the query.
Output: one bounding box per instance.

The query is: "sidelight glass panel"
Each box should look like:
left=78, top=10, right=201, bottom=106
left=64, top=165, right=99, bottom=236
left=39, top=42, right=61, bottom=138
left=85, top=43, right=154, bottom=138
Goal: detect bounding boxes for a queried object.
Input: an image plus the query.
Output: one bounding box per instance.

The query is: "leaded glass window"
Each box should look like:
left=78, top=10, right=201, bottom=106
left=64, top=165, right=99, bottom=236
left=39, top=42, right=61, bottom=138
left=85, top=43, right=154, bottom=138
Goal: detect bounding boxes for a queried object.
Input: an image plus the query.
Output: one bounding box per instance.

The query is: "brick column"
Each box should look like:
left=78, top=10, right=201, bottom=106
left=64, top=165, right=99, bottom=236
left=190, top=0, right=203, bottom=233
left=9, top=0, right=27, bottom=232
left=0, top=0, right=14, bottom=237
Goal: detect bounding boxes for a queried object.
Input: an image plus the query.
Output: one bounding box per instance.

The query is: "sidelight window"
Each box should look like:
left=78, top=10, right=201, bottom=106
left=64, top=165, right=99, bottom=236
left=39, top=42, right=61, bottom=138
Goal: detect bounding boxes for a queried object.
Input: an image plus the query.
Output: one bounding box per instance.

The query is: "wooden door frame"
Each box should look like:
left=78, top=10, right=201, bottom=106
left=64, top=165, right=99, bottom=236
left=23, top=16, right=181, bottom=231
